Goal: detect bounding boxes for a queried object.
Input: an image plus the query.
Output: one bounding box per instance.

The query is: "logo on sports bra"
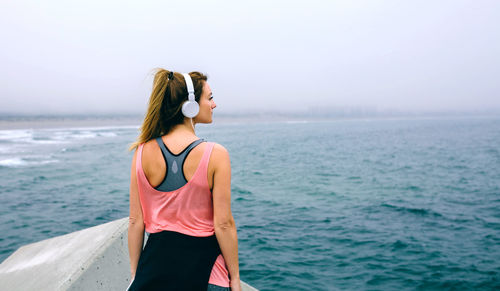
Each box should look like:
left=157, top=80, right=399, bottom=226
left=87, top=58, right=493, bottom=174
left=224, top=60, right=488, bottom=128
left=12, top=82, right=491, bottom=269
left=172, top=160, right=179, bottom=174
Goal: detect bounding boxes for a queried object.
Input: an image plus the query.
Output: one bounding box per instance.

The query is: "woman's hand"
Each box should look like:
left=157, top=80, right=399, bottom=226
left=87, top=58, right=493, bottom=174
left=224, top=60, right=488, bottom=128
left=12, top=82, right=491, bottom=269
left=230, top=278, right=242, bottom=291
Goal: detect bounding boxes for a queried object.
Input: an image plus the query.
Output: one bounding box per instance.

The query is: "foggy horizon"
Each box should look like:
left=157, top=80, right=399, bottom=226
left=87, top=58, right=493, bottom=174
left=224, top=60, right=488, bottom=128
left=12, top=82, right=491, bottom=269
left=1, top=105, right=499, bottom=119
left=1, top=1, right=499, bottom=115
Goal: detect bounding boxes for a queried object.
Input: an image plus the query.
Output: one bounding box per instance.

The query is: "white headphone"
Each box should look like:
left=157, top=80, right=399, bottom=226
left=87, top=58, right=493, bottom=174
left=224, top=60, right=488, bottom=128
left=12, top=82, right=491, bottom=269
left=181, top=73, right=199, bottom=118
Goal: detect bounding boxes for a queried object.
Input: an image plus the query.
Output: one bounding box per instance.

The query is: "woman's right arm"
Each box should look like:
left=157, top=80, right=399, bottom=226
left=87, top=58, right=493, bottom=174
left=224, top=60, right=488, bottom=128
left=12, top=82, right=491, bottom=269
left=128, top=149, right=145, bottom=279
left=212, top=144, right=241, bottom=290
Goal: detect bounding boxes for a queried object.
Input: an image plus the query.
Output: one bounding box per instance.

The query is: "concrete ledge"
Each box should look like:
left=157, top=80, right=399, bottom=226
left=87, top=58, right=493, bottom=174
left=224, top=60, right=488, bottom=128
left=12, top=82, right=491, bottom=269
left=0, top=217, right=258, bottom=291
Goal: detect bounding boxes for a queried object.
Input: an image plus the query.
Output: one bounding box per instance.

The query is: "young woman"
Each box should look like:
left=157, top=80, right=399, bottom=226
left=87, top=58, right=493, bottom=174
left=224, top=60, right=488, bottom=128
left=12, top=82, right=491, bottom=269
left=127, top=69, right=241, bottom=291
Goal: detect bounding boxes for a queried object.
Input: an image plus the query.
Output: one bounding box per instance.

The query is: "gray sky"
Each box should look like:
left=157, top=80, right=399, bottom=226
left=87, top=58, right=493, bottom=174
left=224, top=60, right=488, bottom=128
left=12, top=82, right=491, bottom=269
left=1, top=0, right=499, bottom=115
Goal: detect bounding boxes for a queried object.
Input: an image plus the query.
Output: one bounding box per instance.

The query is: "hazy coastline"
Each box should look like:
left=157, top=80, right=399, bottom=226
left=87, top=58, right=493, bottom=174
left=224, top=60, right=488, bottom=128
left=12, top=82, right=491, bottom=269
left=0, top=109, right=499, bottom=130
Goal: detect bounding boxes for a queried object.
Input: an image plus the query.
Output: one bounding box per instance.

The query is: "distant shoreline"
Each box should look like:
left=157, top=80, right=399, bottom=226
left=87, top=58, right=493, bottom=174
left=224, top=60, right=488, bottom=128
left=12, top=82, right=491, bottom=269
left=0, top=113, right=498, bottom=130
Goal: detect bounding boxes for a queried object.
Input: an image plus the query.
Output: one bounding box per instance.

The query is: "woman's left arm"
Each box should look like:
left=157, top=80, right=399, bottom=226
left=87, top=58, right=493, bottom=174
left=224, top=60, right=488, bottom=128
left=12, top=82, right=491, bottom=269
left=128, top=149, right=144, bottom=279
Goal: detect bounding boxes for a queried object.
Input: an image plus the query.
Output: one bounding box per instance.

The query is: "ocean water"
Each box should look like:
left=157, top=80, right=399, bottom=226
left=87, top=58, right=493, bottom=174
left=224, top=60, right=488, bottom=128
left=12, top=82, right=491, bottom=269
left=0, top=116, right=499, bottom=290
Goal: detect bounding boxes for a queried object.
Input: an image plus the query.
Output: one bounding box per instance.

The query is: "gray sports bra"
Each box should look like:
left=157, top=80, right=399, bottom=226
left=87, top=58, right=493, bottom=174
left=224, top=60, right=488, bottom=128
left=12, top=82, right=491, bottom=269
left=154, top=137, right=205, bottom=192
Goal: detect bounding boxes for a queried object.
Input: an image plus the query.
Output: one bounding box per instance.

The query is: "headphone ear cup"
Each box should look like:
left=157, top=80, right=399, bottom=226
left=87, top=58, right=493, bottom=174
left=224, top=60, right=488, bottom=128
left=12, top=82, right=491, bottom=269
left=182, top=100, right=200, bottom=118
left=181, top=73, right=199, bottom=118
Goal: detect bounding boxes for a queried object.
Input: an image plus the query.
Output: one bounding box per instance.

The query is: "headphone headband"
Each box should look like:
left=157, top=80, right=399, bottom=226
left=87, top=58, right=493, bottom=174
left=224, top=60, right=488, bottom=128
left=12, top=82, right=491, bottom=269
left=182, top=73, right=195, bottom=102
left=181, top=72, right=199, bottom=118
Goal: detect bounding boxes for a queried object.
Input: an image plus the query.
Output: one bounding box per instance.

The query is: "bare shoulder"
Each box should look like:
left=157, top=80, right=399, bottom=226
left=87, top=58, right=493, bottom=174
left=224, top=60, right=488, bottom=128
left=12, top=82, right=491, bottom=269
left=211, top=143, right=230, bottom=158
left=142, top=139, right=161, bottom=158
left=142, top=139, right=157, bottom=151
left=210, top=143, right=230, bottom=168
left=137, top=140, right=163, bottom=175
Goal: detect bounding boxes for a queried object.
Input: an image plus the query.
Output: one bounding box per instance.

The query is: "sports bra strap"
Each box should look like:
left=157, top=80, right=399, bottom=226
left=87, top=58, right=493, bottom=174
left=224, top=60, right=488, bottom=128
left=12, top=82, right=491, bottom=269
left=154, top=137, right=205, bottom=191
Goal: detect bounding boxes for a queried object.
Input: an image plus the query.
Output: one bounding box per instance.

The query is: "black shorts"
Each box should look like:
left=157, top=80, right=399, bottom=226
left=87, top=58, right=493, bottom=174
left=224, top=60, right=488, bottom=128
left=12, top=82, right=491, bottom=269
left=129, top=231, right=225, bottom=291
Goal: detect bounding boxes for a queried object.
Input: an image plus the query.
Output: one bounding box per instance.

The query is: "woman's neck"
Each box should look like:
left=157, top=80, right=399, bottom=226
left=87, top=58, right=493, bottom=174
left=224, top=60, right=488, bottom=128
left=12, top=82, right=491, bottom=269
left=170, top=120, right=196, bottom=136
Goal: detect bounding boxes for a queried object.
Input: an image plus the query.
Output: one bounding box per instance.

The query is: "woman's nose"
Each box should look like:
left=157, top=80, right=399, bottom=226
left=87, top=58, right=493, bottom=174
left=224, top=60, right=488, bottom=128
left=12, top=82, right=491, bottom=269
left=212, top=101, right=217, bottom=109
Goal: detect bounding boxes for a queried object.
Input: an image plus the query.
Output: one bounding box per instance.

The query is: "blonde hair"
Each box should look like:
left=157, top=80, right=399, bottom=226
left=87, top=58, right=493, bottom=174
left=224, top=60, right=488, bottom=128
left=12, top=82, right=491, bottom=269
left=128, top=68, right=208, bottom=151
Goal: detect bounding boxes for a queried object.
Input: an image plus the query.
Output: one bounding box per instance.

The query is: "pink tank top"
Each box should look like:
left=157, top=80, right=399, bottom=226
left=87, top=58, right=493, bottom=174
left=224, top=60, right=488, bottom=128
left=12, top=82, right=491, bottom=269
left=136, top=141, right=230, bottom=287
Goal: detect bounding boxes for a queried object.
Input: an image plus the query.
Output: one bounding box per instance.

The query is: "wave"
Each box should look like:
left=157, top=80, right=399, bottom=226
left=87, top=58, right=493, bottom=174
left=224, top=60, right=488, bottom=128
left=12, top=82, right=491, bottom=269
left=43, top=125, right=139, bottom=131
left=0, top=130, right=33, bottom=141
left=381, top=203, right=443, bottom=218
left=0, top=157, right=59, bottom=167
left=0, top=128, right=119, bottom=145
left=0, top=158, right=25, bottom=167
left=19, top=138, right=65, bottom=144
left=0, top=146, right=11, bottom=154
left=51, top=130, right=117, bottom=140
left=403, top=185, right=423, bottom=192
